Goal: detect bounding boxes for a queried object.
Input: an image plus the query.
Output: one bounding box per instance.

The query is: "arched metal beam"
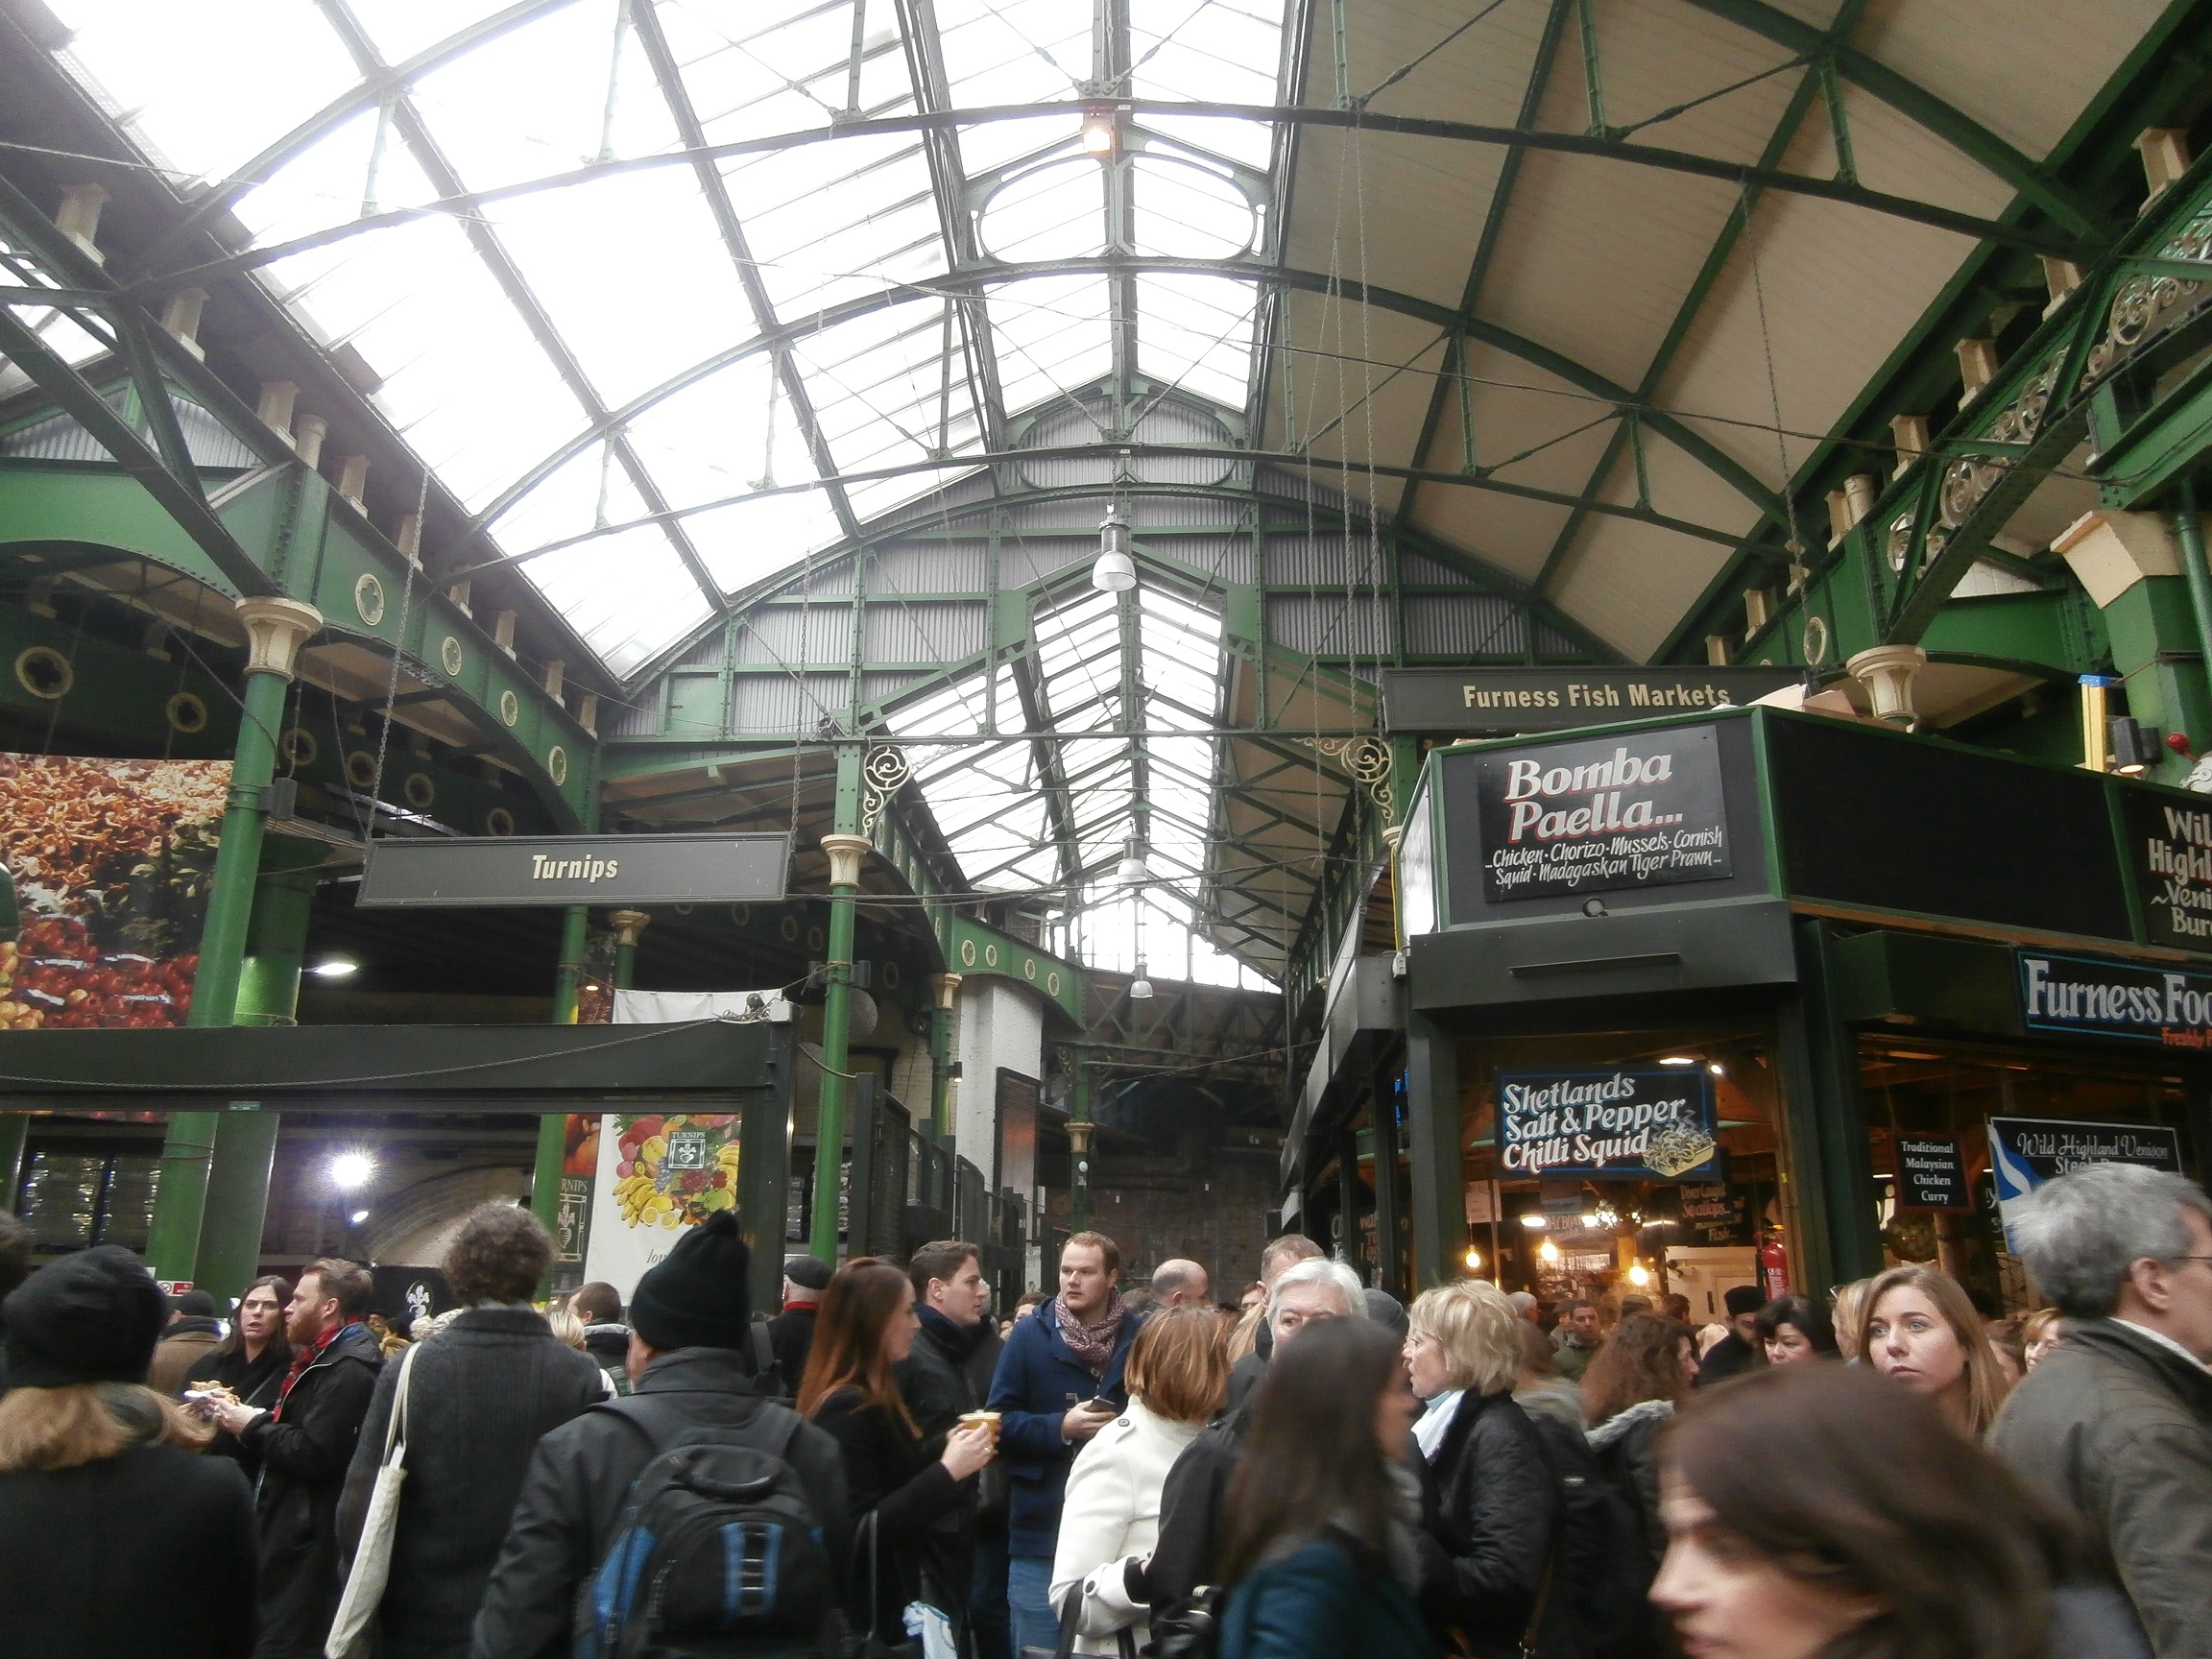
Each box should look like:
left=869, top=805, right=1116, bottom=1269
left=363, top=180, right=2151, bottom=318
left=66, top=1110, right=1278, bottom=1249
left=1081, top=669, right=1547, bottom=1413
left=433, top=252, right=1781, bottom=565
left=134, top=98, right=2089, bottom=306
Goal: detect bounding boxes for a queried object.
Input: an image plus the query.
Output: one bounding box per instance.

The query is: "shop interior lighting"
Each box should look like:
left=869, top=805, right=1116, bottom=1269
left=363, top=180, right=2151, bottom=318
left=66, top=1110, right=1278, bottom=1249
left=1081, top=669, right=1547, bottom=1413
left=1092, top=509, right=1136, bottom=592
left=1580, top=1213, right=1600, bottom=1229
left=328, top=1151, right=376, bottom=1190
left=310, top=959, right=358, bottom=977
left=2110, top=717, right=2159, bottom=775
left=1538, top=1239, right=1560, bottom=1264
left=1658, top=1055, right=1696, bottom=1066
left=1462, top=1247, right=1482, bottom=1272
left=1627, top=1262, right=1651, bottom=1286
left=1519, top=1214, right=1547, bottom=1229
left=1708, top=1063, right=1725, bottom=1075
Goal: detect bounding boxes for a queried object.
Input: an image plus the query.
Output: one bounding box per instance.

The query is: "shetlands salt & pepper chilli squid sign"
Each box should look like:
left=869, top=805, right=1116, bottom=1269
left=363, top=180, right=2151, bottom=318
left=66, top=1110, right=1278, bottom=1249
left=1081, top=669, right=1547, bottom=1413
left=1472, top=726, right=1732, bottom=903
left=1497, top=1068, right=1719, bottom=1179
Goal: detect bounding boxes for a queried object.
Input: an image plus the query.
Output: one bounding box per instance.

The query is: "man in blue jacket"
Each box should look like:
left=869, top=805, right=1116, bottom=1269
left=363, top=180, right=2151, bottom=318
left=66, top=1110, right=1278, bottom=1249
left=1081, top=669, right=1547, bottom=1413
left=987, top=1229, right=1142, bottom=1653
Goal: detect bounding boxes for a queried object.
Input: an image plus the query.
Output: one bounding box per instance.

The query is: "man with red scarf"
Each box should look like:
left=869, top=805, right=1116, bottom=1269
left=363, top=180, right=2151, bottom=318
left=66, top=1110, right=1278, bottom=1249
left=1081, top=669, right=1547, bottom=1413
left=987, top=1231, right=1142, bottom=1655
left=213, top=1256, right=382, bottom=1657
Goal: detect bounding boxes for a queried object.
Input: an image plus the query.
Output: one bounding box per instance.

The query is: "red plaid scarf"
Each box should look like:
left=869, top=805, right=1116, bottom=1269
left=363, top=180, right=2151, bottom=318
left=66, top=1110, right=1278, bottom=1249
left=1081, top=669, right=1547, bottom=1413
left=272, top=1320, right=355, bottom=1420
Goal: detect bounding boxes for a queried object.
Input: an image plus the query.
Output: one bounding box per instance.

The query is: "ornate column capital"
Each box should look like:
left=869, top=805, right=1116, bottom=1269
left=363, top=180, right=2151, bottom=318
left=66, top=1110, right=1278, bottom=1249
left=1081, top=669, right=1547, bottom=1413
left=930, top=972, right=963, bottom=1010
left=235, top=595, right=322, bottom=681
left=820, top=832, right=871, bottom=889
left=607, top=909, right=652, bottom=948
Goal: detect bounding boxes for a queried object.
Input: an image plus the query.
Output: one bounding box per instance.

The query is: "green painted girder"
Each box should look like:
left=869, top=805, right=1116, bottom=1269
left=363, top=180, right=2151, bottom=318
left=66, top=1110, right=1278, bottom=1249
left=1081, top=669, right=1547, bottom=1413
left=0, top=459, right=597, bottom=827
left=1739, top=149, right=2212, bottom=660
left=1678, top=0, right=2111, bottom=239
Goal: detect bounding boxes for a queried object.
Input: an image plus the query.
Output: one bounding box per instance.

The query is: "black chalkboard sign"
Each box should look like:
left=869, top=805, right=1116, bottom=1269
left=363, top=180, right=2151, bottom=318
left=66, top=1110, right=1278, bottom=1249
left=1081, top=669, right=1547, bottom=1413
left=1894, top=1135, right=1971, bottom=1210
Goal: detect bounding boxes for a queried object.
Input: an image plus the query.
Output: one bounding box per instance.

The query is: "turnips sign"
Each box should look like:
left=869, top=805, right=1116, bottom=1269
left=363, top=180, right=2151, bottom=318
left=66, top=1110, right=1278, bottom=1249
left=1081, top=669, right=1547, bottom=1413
left=1496, top=1068, right=1719, bottom=1178
left=1472, top=726, right=1733, bottom=902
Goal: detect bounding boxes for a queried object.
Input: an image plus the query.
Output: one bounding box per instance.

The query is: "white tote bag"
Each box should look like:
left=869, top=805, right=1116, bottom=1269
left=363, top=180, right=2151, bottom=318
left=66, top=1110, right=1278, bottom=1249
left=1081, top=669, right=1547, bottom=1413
left=325, top=1339, right=420, bottom=1659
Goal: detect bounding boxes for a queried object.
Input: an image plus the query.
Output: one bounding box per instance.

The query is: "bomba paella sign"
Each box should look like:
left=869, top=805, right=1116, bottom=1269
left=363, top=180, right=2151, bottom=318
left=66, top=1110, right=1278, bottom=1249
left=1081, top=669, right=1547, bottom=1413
left=1472, top=726, right=1732, bottom=903
left=1497, top=1068, right=1719, bottom=1179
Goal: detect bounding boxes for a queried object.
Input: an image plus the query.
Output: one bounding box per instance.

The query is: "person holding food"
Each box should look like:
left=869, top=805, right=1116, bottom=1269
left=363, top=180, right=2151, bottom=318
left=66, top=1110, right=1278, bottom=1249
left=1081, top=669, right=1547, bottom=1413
left=181, top=1276, right=292, bottom=1477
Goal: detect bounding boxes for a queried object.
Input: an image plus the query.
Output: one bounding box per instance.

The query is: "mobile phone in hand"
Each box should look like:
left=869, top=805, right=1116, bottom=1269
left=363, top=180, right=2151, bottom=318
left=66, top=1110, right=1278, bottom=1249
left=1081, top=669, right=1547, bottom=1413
left=1083, top=1395, right=1118, bottom=1414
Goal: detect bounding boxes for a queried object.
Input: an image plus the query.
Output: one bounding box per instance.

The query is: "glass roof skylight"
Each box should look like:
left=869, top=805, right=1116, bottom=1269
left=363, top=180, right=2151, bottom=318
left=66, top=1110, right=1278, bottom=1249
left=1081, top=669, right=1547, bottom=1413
left=45, top=0, right=1292, bottom=677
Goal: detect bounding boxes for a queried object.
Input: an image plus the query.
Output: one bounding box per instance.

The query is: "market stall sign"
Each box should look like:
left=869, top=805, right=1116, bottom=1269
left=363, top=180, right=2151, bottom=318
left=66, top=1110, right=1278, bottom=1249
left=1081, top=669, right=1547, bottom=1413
left=2017, top=949, right=2212, bottom=1047
left=1677, top=1179, right=1750, bottom=1245
left=1497, top=1067, right=1719, bottom=1178
left=1894, top=1135, right=1972, bottom=1210
left=1472, top=726, right=1733, bottom=902
left=2119, top=789, right=2212, bottom=952
left=1987, top=1116, right=2183, bottom=1248
left=1382, top=667, right=1799, bottom=733
left=357, top=831, right=790, bottom=907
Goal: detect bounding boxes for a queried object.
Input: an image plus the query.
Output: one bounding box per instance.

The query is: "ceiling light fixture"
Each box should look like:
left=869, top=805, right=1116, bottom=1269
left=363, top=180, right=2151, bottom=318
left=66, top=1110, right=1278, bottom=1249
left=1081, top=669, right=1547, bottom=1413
left=1627, top=1262, right=1651, bottom=1287
left=310, top=959, right=358, bottom=977
left=1519, top=1214, right=1547, bottom=1229
left=1093, top=507, right=1135, bottom=591
left=1079, top=109, right=1117, bottom=156
left=1462, top=1247, right=1482, bottom=1272
left=1537, top=1239, right=1560, bottom=1264
left=328, top=1151, right=375, bottom=1191
left=1658, top=1055, right=1696, bottom=1066
left=1129, top=960, right=1153, bottom=1000
left=1115, top=835, right=1150, bottom=885
left=349, top=1209, right=370, bottom=1226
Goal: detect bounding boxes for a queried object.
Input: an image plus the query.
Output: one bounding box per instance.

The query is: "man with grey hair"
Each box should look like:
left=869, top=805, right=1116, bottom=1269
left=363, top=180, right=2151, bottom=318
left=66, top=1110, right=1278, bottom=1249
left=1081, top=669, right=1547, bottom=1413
left=1989, top=1162, right=2212, bottom=1658
left=1144, top=1255, right=1368, bottom=1620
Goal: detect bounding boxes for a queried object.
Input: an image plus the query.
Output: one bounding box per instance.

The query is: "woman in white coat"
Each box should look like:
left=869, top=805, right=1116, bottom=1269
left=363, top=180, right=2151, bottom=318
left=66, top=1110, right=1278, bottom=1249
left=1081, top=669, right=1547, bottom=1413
left=1049, top=1304, right=1229, bottom=1654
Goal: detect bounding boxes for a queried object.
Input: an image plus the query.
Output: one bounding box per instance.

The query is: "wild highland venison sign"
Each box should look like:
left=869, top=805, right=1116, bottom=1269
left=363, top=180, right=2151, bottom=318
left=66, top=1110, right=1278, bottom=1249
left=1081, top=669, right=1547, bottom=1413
left=2017, top=950, right=2212, bottom=1047
left=1987, top=1115, right=2184, bottom=1247
left=1472, top=726, right=1733, bottom=902
left=2121, top=791, right=2212, bottom=950
left=1496, top=1067, right=1719, bottom=1179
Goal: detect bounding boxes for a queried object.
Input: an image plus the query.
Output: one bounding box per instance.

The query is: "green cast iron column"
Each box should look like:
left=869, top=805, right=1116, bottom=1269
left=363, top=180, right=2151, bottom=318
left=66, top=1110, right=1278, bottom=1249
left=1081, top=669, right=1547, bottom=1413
left=927, top=971, right=961, bottom=1138
left=0, top=1113, right=25, bottom=1214
left=192, top=839, right=323, bottom=1302
left=2175, top=482, right=2212, bottom=704
left=528, top=905, right=592, bottom=1238
left=148, top=597, right=321, bottom=1284
left=1068, top=1048, right=1094, bottom=1234
left=810, top=744, right=867, bottom=1263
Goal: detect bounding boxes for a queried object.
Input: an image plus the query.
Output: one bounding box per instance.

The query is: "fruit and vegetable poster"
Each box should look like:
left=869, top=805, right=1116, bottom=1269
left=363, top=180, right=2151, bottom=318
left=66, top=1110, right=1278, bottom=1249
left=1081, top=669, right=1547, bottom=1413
left=0, top=755, right=230, bottom=1031
left=582, top=1111, right=744, bottom=1293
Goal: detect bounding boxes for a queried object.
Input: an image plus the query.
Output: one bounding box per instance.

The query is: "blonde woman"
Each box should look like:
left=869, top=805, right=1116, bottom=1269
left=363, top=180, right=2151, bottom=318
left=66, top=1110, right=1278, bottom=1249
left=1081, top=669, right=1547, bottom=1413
left=0, top=1248, right=255, bottom=1659
left=1051, top=1306, right=1228, bottom=1653
left=1831, top=1278, right=1871, bottom=1362
left=1861, top=1263, right=2010, bottom=1435
left=1404, top=1282, right=1556, bottom=1650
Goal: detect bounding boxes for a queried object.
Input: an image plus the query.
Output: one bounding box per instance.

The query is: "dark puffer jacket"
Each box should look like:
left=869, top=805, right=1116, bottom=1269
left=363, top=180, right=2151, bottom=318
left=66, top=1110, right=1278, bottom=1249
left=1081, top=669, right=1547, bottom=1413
left=469, top=1345, right=852, bottom=1659
left=238, top=1321, right=383, bottom=1659
left=1990, top=1319, right=2212, bottom=1659
left=337, top=1306, right=606, bottom=1659
left=1417, top=1390, right=1555, bottom=1658
left=897, top=1305, right=1006, bottom=1612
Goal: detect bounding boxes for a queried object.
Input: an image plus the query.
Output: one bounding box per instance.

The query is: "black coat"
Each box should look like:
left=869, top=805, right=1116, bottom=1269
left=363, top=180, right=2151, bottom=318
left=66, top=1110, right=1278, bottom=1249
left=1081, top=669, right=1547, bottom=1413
left=812, top=1384, right=967, bottom=1641
left=0, top=1436, right=258, bottom=1659
left=469, top=1345, right=853, bottom=1659
left=240, top=1320, right=383, bottom=1659
left=769, top=1304, right=819, bottom=1393
left=1147, top=1401, right=1248, bottom=1620
left=1417, top=1391, right=1555, bottom=1658
left=186, top=1339, right=293, bottom=1476
left=1223, top=1350, right=1266, bottom=1412
left=336, top=1307, right=606, bottom=1659
left=1695, top=1333, right=1761, bottom=1385
left=897, top=1306, right=1007, bottom=1614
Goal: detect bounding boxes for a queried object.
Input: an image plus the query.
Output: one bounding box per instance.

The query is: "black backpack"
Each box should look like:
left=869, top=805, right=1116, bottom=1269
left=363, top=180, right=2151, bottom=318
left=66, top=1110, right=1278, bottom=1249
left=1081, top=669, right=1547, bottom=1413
left=575, top=1397, right=837, bottom=1658
left=1529, top=1414, right=1649, bottom=1659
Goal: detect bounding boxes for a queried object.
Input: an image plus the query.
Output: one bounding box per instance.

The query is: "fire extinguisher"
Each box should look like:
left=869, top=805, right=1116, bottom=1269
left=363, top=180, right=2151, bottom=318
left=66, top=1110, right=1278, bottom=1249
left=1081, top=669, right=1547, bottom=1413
left=1758, top=1230, right=1790, bottom=1300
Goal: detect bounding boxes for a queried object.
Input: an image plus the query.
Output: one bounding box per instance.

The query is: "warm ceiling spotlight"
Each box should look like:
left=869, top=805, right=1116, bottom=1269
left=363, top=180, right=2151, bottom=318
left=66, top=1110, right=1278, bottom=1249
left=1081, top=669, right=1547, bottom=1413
left=1093, top=507, right=1136, bottom=591
left=1537, top=1238, right=1560, bottom=1264
left=1709, top=1062, right=1725, bottom=1075
left=1658, top=1055, right=1696, bottom=1066
left=328, top=1151, right=376, bottom=1191
left=1519, top=1214, right=1547, bottom=1229
left=1627, top=1262, right=1651, bottom=1287
left=310, top=959, right=359, bottom=977
left=1079, top=111, right=1117, bottom=156
left=1462, top=1247, right=1482, bottom=1272
left=1129, top=960, right=1154, bottom=1000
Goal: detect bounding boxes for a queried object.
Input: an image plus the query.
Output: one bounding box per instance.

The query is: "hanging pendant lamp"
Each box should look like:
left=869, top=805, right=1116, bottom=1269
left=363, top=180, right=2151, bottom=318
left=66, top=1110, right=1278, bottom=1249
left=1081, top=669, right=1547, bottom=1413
left=1093, top=508, right=1136, bottom=592
left=1129, top=959, right=1153, bottom=999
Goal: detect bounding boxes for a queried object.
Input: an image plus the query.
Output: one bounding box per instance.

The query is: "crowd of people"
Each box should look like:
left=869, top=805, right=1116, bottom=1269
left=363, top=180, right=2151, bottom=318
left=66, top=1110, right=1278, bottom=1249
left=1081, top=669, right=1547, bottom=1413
left=0, top=1157, right=2207, bottom=1657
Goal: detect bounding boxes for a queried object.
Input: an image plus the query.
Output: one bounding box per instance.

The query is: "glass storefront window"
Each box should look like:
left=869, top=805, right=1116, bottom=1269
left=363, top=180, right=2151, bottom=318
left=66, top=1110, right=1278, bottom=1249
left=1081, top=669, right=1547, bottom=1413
left=15, top=1149, right=160, bottom=1255
left=1861, top=1039, right=2194, bottom=1315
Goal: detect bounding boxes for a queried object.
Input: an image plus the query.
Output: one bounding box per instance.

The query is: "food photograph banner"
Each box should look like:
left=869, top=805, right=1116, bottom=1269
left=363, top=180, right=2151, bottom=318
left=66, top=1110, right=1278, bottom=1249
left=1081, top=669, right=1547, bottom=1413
left=1470, top=726, right=1733, bottom=902
left=0, top=755, right=230, bottom=1031
left=583, top=1111, right=744, bottom=1293
left=1496, top=1067, right=1719, bottom=1179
